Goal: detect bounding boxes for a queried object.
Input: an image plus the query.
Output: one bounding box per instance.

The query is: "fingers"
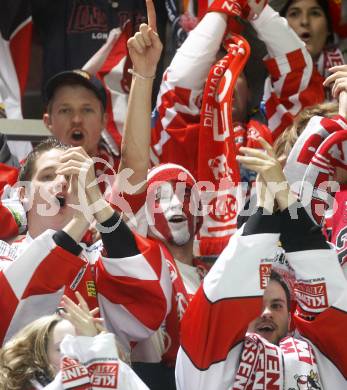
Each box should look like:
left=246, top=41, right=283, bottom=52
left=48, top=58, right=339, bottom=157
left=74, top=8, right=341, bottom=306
left=331, top=78, right=347, bottom=99
left=139, top=23, right=151, bottom=45
left=323, top=71, right=347, bottom=87
left=250, top=136, right=275, bottom=157
left=146, top=0, right=157, bottom=32
left=127, top=24, right=159, bottom=54
left=329, top=65, right=347, bottom=73
left=75, top=291, right=90, bottom=313
left=59, top=147, right=91, bottom=163
left=59, top=294, right=98, bottom=337
left=238, top=146, right=271, bottom=160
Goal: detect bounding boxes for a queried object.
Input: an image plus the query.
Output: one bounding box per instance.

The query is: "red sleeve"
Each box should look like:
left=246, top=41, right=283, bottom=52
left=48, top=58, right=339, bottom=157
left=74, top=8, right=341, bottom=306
left=151, top=85, right=200, bottom=179
left=95, top=233, right=172, bottom=344
left=264, top=48, right=324, bottom=140
left=0, top=235, right=87, bottom=345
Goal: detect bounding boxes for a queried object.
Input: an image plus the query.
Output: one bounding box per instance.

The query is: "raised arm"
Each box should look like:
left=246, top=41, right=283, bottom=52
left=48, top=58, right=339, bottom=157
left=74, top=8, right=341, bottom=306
left=118, top=0, right=162, bottom=192
left=176, top=165, right=281, bottom=389
left=57, top=145, right=172, bottom=349
left=247, top=1, right=324, bottom=139
left=238, top=137, right=347, bottom=378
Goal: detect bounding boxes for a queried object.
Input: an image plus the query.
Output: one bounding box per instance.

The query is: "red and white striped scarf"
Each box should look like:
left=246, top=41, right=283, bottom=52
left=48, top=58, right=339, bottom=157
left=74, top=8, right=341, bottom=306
left=232, top=334, right=322, bottom=389
left=284, top=115, right=347, bottom=225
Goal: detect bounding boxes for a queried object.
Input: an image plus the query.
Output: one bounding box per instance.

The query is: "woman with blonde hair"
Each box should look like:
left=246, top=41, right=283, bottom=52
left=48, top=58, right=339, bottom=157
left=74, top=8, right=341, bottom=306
left=0, top=292, right=149, bottom=390
left=273, top=100, right=339, bottom=159
left=0, top=315, right=64, bottom=389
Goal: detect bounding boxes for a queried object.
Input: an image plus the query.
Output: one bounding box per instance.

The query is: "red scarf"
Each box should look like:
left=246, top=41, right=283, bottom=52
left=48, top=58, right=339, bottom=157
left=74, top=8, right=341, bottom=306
left=197, top=33, right=250, bottom=256
left=284, top=115, right=347, bottom=225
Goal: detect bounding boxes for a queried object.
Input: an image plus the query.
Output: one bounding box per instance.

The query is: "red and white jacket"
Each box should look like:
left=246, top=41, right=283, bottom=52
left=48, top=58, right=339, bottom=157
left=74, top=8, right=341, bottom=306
left=150, top=5, right=324, bottom=173
left=0, top=226, right=172, bottom=350
left=111, top=190, right=209, bottom=366
left=176, top=209, right=347, bottom=389
left=150, top=5, right=324, bottom=257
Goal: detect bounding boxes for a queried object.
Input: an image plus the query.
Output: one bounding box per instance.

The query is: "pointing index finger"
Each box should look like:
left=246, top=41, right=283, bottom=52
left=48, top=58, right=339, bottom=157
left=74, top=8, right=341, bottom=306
left=146, top=0, right=157, bottom=32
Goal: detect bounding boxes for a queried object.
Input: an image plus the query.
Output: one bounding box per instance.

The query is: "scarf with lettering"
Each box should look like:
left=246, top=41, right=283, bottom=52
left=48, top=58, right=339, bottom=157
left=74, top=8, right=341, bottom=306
left=232, top=334, right=322, bottom=389
left=61, top=356, right=119, bottom=389
left=284, top=115, right=347, bottom=225
left=197, top=33, right=250, bottom=256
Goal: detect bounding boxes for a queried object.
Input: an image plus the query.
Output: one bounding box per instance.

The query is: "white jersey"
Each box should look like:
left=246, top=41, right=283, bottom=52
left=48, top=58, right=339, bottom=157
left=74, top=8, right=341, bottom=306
left=176, top=221, right=347, bottom=389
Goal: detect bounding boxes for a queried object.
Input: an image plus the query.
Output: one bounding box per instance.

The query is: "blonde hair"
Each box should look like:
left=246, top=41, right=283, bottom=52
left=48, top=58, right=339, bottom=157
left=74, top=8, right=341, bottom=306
left=273, top=101, right=338, bottom=159
left=0, top=315, right=62, bottom=390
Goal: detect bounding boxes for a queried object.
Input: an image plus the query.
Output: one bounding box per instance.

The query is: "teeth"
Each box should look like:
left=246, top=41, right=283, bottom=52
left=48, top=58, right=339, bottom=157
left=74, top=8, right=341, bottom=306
left=258, top=325, right=273, bottom=331
left=72, top=131, right=83, bottom=140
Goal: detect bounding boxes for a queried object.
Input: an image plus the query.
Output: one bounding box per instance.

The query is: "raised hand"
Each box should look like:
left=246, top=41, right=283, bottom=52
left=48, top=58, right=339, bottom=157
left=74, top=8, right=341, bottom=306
left=236, top=137, right=285, bottom=184
left=323, top=65, right=347, bottom=119
left=59, top=292, right=104, bottom=337
left=127, top=0, right=163, bottom=78
left=236, top=137, right=296, bottom=210
left=323, top=65, right=347, bottom=99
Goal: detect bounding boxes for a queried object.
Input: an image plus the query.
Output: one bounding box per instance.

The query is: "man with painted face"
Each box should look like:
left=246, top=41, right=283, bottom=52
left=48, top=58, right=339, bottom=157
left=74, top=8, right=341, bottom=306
left=175, top=137, right=347, bottom=389
left=109, top=2, right=208, bottom=388
left=149, top=0, right=326, bottom=258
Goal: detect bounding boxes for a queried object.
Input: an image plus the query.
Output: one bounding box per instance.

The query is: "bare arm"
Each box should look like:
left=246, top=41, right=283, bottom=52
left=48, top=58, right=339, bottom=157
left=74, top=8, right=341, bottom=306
left=118, top=0, right=162, bottom=192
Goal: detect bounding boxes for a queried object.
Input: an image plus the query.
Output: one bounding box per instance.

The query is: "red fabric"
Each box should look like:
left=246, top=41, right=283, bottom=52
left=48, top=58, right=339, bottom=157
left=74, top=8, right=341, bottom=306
left=0, top=205, right=19, bottom=239
left=328, top=0, right=347, bottom=38
left=9, top=19, right=32, bottom=96
left=197, top=34, right=250, bottom=256
left=0, top=163, right=19, bottom=193
left=330, top=188, right=347, bottom=269
left=97, top=21, right=132, bottom=148
left=181, top=286, right=262, bottom=369
left=208, top=0, right=250, bottom=19
left=158, top=243, right=209, bottom=365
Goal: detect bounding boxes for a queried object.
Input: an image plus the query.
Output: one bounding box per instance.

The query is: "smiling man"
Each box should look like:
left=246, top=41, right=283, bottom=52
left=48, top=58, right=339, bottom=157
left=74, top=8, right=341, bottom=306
left=175, top=140, right=347, bottom=390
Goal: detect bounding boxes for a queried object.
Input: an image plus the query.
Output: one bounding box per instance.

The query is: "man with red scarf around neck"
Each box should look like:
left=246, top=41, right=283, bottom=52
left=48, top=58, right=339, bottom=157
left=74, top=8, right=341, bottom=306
left=110, top=2, right=208, bottom=388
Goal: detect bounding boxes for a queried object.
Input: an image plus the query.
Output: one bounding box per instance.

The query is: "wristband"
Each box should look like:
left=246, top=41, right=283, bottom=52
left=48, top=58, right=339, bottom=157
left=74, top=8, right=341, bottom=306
left=128, top=68, right=155, bottom=80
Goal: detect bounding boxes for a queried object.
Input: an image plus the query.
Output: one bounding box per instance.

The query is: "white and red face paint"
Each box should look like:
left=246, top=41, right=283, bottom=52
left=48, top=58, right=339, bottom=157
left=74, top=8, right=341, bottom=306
left=146, top=180, right=200, bottom=246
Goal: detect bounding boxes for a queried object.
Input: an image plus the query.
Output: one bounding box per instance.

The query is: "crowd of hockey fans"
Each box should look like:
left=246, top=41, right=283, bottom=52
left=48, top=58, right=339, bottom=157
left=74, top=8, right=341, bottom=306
left=0, top=0, right=347, bottom=389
